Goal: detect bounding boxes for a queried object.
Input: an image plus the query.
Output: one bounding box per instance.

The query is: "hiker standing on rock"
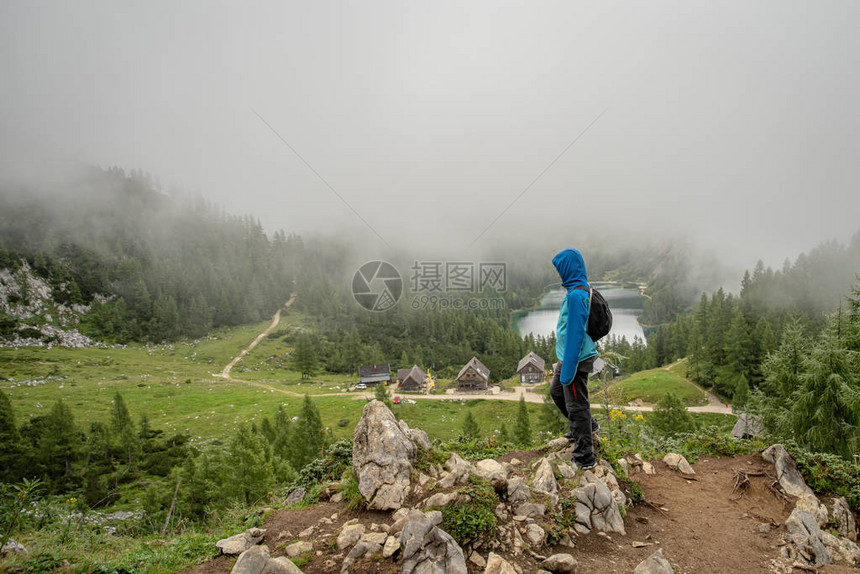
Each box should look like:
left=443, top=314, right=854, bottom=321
left=549, top=248, right=599, bottom=471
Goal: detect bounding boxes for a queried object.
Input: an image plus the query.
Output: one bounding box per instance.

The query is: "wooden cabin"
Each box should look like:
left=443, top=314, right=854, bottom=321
left=517, top=352, right=546, bottom=384
left=455, top=357, right=490, bottom=392
left=358, top=363, right=391, bottom=387
left=398, top=365, right=427, bottom=392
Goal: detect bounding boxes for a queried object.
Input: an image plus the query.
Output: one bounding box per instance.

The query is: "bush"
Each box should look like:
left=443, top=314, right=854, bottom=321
left=439, top=476, right=498, bottom=544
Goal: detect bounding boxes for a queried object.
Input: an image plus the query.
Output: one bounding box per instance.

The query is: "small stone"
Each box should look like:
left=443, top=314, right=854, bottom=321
left=298, top=526, right=315, bottom=538
left=362, top=532, right=388, bottom=545
left=382, top=535, right=400, bottom=558
left=337, top=523, right=366, bottom=550
left=469, top=551, right=487, bottom=568
left=284, top=540, right=312, bottom=557
left=541, top=553, right=578, bottom=573
left=758, top=523, right=772, bottom=534
left=633, top=548, right=674, bottom=574
left=632, top=541, right=649, bottom=548
left=484, top=552, right=518, bottom=573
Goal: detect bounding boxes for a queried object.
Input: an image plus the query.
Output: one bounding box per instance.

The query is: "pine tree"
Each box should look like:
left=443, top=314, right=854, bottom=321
left=39, top=400, right=82, bottom=490
left=650, top=392, right=694, bottom=436
left=226, top=424, right=274, bottom=504
left=498, top=423, right=511, bottom=444
left=291, top=333, right=318, bottom=379
left=733, top=373, right=750, bottom=409
left=461, top=410, right=480, bottom=441
left=790, top=335, right=860, bottom=458
left=513, top=396, right=533, bottom=447
left=0, top=391, right=21, bottom=481
left=292, top=395, right=324, bottom=469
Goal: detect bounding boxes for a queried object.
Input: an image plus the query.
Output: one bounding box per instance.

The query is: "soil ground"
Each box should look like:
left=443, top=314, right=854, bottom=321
left=185, top=454, right=859, bottom=574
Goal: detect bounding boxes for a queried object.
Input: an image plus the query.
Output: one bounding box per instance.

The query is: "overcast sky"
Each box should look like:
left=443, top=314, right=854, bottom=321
left=1, top=1, right=858, bottom=267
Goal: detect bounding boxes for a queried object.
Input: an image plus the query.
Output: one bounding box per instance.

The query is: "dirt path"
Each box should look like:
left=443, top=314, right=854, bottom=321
left=217, top=292, right=302, bottom=397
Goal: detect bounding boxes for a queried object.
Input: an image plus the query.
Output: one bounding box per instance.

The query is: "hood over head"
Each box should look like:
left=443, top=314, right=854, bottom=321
left=552, top=248, right=588, bottom=289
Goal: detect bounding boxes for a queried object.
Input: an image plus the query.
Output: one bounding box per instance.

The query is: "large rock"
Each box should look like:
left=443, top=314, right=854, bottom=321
left=0, top=539, right=27, bottom=555
left=662, top=453, right=694, bottom=475
left=353, top=400, right=416, bottom=510
left=572, top=481, right=626, bottom=535
left=541, top=553, right=578, bottom=574
left=217, top=528, right=267, bottom=555
left=783, top=508, right=832, bottom=567
left=484, top=552, right=518, bottom=574
left=832, top=496, right=858, bottom=541
left=231, top=545, right=303, bottom=574
left=761, top=444, right=815, bottom=499
left=399, top=509, right=467, bottom=574
left=633, top=548, right=674, bottom=574
left=475, top=459, right=508, bottom=489
left=524, top=523, right=546, bottom=546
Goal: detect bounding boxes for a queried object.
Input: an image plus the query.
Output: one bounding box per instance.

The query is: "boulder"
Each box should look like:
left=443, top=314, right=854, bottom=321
left=541, top=553, right=578, bottom=574
left=571, top=481, right=626, bottom=535
left=217, top=528, right=267, bottom=555
left=424, top=491, right=461, bottom=509
left=484, top=552, right=518, bottom=574
left=337, top=523, right=366, bottom=550
left=231, top=545, right=303, bottom=574
left=284, top=488, right=307, bottom=506
left=361, top=532, right=388, bottom=545
left=617, top=458, right=629, bottom=476
left=556, top=462, right=576, bottom=480
left=410, top=428, right=433, bottom=450
left=284, top=541, right=312, bottom=557
left=633, top=548, right=674, bottom=574
left=832, top=496, right=857, bottom=541
left=662, top=453, right=695, bottom=475
left=784, top=508, right=832, bottom=567
left=762, top=444, right=815, bottom=499
left=475, top=459, right=508, bottom=489
left=469, top=551, right=487, bottom=568
left=399, top=509, right=467, bottom=574
left=353, top=400, right=416, bottom=510
left=547, top=437, right=570, bottom=449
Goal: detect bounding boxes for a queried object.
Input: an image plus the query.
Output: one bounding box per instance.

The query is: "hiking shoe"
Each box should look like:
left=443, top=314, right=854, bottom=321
left=563, top=431, right=576, bottom=441
left=592, top=421, right=600, bottom=433
left=578, top=461, right=598, bottom=472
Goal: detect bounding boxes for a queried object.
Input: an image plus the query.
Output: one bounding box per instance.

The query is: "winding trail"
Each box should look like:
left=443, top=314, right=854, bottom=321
left=218, top=292, right=297, bottom=386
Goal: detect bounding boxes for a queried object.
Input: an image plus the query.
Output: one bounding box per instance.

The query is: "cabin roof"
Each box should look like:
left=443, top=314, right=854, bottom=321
left=517, top=352, right=546, bottom=373
left=456, top=356, right=490, bottom=382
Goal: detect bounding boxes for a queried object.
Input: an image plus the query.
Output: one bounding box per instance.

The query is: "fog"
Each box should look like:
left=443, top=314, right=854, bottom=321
left=2, top=1, right=859, bottom=270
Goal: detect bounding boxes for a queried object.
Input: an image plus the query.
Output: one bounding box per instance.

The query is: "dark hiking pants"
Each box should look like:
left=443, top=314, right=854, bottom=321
left=550, top=361, right=597, bottom=467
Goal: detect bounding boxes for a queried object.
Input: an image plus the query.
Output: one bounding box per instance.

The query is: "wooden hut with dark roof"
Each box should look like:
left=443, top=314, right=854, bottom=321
left=398, top=365, right=427, bottom=392
left=517, top=352, right=546, bottom=384
left=358, top=363, right=391, bottom=387
left=455, top=357, right=490, bottom=392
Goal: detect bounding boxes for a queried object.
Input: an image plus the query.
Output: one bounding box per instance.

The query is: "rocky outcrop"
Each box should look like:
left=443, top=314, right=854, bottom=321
left=633, top=548, right=674, bottom=574
left=231, top=545, right=303, bottom=574
left=399, top=509, right=467, bottom=574
left=532, top=458, right=558, bottom=503
left=762, top=444, right=827, bottom=526
left=353, top=400, right=416, bottom=510
left=217, top=528, right=267, bottom=555
left=831, top=496, right=857, bottom=541
left=783, top=508, right=832, bottom=567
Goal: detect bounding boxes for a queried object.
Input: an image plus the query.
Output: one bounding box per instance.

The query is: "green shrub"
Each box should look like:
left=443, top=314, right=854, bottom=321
left=439, top=475, right=498, bottom=544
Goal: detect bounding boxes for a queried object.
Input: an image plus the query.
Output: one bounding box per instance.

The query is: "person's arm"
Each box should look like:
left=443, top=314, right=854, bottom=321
left=560, top=290, right=589, bottom=384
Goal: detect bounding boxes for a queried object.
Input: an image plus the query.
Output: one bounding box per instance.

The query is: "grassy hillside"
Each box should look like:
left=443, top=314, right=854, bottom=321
left=606, top=359, right=708, bottom=407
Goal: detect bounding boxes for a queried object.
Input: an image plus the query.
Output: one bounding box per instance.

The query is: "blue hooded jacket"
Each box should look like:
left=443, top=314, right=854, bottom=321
left=553, top=248, right=598, bottom=385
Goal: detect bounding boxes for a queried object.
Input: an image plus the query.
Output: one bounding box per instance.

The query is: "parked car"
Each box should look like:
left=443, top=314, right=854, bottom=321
left=356, top=383, right=367, bottom=390
left=393, top=396, right=401, bottom=404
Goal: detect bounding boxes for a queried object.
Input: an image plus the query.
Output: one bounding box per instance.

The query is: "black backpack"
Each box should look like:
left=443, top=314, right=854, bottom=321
left=574, top=285, right=612, bottom=340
